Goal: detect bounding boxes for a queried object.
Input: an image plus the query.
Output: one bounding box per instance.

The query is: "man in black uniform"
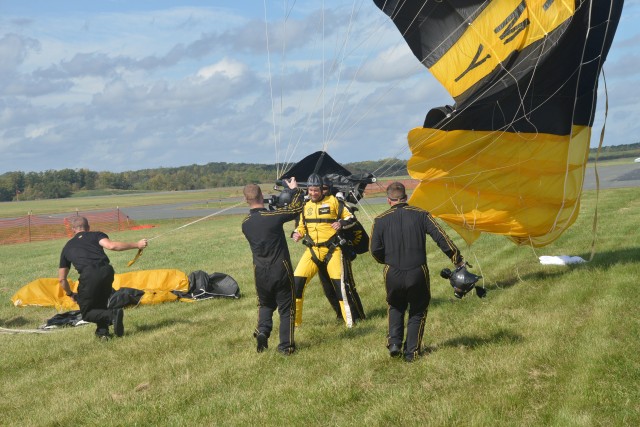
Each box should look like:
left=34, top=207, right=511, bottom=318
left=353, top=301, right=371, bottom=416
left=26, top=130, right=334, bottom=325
left=242, top=178, right=303, bottom=354
left=370, top=182, right=465, bottom=362
left=58, top=216, right=148, bottom=340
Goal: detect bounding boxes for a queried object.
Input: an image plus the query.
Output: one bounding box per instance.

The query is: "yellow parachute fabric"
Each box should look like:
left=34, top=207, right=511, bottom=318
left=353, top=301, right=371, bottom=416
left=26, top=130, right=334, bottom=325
left=374, top=0, right=623, bottom=246
left=11, top=269, right=190, bottom=310
left=408, top=126, right=590, bottom=246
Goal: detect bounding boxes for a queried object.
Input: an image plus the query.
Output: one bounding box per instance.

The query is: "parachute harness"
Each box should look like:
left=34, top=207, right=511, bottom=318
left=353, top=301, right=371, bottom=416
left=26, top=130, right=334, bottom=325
left=299, top=201, right=345, bottom=268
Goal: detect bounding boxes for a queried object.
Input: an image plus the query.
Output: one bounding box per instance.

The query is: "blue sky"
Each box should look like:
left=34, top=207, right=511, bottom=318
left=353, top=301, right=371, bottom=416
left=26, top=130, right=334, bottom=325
left=1, top=1, right=638, bottom=173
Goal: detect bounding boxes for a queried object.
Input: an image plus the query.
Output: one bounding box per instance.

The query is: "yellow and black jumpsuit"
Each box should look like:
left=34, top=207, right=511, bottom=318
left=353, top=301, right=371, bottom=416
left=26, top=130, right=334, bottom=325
left=293, top=194, right=365, bottom=327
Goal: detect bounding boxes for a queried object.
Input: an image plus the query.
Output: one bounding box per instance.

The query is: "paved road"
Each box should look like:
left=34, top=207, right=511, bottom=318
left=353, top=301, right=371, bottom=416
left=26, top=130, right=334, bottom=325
left=122, top=162, right=640, bottom=221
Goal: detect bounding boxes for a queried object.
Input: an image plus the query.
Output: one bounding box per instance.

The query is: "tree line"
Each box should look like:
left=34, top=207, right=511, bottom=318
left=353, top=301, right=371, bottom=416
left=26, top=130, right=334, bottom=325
left=0, top=159, right=408, bottom=202
left=2, top=141, right=636, bottom=202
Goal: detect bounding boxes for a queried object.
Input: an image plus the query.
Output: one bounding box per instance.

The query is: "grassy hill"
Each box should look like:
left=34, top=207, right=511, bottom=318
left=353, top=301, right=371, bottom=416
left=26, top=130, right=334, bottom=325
left=0, top=186, right=639, bottom=425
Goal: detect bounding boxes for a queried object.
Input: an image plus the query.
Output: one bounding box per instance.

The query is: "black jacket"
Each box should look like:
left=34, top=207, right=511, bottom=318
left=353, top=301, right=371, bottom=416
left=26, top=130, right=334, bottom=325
left=242, top=189, right=304, bottom=269
left=370, top=203, right=462, bottom=270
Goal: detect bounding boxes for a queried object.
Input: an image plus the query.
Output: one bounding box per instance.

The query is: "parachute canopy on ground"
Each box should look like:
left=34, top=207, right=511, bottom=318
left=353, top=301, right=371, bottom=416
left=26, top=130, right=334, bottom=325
left=11, top=269, right=239, bottom=310
left=278, top=151, right=376, bottom=204
left=374, top=0, right=624, bottom=247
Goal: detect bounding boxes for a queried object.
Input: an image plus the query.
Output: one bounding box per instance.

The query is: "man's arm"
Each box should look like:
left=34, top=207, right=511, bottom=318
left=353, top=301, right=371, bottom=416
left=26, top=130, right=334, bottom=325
left=331, top=197, right=354, bottom=231
left=369, top=220, right=385, bottom=264
left=292, top=204, right=307, bottom=242
left=335, top=200, right=356, bottom=230
left=423, top=212, right=463, bottom=265
left=58, top=267, right=75, bottom=297
left=99, top=238, right=148, bottom=251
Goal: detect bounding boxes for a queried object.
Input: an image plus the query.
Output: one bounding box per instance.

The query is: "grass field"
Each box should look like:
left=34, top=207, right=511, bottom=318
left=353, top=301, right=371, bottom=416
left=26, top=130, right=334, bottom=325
left=0, top=186, right=260, bottom=218
left=1, top=186, right=639, bottom=426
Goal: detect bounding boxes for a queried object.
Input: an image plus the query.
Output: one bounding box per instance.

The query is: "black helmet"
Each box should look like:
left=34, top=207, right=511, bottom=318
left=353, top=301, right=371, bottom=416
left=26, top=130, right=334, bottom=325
left=322, top=175, right=333, bottom=190
left=440, top=264, right=483, bottom=299
left=276, top=188, right=293, bottom=207
left=307, top=173, right=322, bottom=188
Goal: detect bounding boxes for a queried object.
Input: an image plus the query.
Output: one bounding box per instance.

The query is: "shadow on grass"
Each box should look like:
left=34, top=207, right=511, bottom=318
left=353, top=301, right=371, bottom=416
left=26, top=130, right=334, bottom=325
left=134, top=317, right=194, bottom=333
left=492, top=246, right=639, bottom=291
left=337, top=322, right=376, bottom=339
left=365, top=297, right=451, bottom=320
left=366, top=307, right=387, bottom=319
left=425, top=328, right=524, bottom=354
left=2, top=315, right=32, bottom=327
left=579, top=247, right=639, bottom=269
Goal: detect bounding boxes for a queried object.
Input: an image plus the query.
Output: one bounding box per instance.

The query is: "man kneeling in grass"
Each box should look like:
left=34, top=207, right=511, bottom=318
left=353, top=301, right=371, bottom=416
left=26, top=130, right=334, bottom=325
left=58, top=216, right=148, bottom=340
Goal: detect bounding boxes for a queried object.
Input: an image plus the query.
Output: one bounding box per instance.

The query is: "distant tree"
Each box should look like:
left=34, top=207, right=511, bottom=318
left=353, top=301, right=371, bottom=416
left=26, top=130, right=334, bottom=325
left=0, top=177, right=14, bottom=201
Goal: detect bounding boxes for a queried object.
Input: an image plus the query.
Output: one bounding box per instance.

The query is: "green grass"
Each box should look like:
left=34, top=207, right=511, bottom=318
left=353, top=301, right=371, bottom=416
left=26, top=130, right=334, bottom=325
left=1, top=187, right=639, bottom=425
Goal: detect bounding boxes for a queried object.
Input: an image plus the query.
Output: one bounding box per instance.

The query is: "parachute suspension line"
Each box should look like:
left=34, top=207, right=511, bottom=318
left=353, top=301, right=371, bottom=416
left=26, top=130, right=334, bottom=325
left=323, top=1, right=428, bottom=148
left=276, top=0, right=296, bottom=178
left=588, top=69, right=609, bottom=262
left=276, top=1, right=301, bottom=177
left=322, top=0, right=326, bottom=150
left=549, top=0, right=600, bottom=238
left=351, top=191, right=376, bottom=225
left=324, top=1, right=409, bottom=147
left=146, top=202, right=245, bottom=244
left=270, top=0, right=420, bottom=168
left=584, top=1, right=618, bottom=261
left=326, top=6, right=426, bottom=148
left=324, top=0, right=359, bottom=148
left=469, top=250, right=486, bottom=293
left=280, top=0, right=366, bottom=171
left=274, top=0, right=323, bottom=177
left=264, top=0, right=280, bottom=178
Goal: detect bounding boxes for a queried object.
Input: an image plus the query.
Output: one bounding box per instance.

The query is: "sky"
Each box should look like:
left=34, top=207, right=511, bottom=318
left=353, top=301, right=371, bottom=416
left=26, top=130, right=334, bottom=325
left=1, top=0, right=639, bottom=174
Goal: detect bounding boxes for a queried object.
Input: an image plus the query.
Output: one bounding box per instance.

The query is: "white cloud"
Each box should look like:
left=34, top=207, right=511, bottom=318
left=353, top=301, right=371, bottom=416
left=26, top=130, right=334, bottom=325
left=196, top=58, right=247, bottom=80
left=0, top=1, right=639, bottom=174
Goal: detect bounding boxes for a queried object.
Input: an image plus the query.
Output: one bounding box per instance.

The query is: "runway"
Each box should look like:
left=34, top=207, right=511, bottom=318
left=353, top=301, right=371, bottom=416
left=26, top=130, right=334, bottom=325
left=122, top=162, right=640, bottom=221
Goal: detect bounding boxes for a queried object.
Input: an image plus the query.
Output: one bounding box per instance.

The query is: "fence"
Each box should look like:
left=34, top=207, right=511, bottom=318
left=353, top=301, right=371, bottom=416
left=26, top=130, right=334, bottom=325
left=0, top=209, right=139, bottom=245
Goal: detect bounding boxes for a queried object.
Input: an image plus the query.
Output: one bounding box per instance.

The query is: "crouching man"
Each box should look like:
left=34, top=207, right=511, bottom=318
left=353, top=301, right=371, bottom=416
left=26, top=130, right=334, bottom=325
left=58, top=216, right=148, bottom=340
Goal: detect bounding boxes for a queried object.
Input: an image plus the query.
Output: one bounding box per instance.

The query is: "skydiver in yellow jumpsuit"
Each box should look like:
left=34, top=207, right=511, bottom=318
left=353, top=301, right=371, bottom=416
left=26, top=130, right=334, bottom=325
left=292, top=174, right=365, bottom=328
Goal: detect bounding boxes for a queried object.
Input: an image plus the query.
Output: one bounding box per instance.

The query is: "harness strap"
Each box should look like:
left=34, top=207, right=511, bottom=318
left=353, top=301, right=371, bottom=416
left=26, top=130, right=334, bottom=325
left=305, top=218, right=335, bottom=224
left=300, top=197, right=345, bottom=267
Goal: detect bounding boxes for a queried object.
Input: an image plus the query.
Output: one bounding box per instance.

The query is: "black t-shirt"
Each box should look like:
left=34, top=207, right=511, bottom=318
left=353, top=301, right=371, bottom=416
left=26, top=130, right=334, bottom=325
left=59, top=231, right=111, bottom=274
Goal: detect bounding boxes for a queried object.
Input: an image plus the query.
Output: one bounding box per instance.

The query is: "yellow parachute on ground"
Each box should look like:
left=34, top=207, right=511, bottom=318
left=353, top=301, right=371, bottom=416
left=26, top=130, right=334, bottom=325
left=374, top=0, right=624, bottom=246
left=12, top=269, right=190, bottom=310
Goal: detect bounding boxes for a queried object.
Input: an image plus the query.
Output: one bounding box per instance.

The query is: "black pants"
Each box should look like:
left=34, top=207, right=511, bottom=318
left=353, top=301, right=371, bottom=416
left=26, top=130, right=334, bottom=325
left=254, top=260, right=295, bottom=353
left=318, top=265, right=342, bottom=319
left=76, top=263, right=115, bottom=336
left=310, top=256, right=366, bottom=325
left=384, top=264, right=430, bottom=358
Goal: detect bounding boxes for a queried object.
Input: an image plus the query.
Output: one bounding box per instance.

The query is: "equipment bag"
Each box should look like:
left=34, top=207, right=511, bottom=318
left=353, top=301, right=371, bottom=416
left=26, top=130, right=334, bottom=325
left=180, top=271, right=241, bottom=300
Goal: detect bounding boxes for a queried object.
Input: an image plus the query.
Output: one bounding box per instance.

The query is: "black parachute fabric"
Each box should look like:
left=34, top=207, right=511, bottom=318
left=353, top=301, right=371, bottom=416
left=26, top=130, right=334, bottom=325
left=43, top=310, right=86, bottom=329
left=278, top=151, right=375, bottom=204
left=173, top=271, right=241, bottom=300
left=108, top=287, right=145, bottom=309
